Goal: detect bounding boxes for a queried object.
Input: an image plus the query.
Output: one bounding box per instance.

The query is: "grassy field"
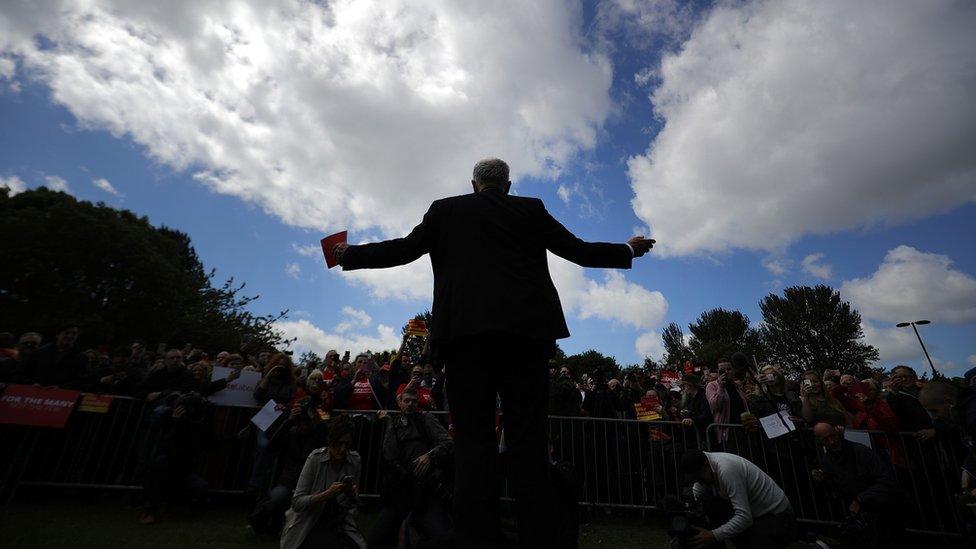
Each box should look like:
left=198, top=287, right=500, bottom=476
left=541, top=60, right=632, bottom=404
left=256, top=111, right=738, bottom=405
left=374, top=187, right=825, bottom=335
left=0, top=492, right=670, bottom=548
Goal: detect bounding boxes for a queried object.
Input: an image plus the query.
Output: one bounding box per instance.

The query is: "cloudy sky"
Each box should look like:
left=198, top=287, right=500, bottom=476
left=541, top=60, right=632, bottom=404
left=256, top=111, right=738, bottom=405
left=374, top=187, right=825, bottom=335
left=2, top=0, right=974, bottom=374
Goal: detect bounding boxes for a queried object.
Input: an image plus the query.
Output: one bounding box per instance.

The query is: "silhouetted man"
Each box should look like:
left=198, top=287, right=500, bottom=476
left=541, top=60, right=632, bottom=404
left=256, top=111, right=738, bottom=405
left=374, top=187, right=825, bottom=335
left=335, top=158, right=653, bottom=548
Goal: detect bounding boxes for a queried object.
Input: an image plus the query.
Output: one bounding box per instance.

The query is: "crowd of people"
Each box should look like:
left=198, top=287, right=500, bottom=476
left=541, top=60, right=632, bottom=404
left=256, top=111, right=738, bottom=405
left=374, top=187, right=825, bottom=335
left=2, top=323, right=976, bottom=547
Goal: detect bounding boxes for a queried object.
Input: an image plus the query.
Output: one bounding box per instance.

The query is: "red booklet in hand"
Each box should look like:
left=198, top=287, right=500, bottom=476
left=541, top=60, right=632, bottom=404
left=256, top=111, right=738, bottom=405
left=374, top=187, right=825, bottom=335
left=320, top=231, right=347, bottom=269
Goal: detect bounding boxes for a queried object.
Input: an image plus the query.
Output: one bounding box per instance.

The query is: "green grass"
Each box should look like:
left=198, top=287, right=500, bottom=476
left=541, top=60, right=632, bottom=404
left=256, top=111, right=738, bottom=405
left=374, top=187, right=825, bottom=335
left=0, top=493, right=669, bottom=548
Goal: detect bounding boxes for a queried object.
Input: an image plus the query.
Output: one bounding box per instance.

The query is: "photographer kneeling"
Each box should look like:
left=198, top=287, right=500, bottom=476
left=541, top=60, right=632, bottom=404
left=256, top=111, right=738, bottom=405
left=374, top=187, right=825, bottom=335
left=679, top=449, right=795, bottom=548
left=368, top=387, right=454, bottom=548
left=280, top=414, right=366, bottom=549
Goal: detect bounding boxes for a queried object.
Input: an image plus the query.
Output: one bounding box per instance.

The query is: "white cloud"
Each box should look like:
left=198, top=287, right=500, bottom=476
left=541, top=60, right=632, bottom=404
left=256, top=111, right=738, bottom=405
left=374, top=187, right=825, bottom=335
left=292, top=243, right=320, bottom=258
left=577, top=271, right=667, bottom=329
left=0, top=56, right=14, bottom=79
left=801, top=253, right=832, bottom=280
left=335, top=306, right=372, bottom=334
left=548, top=253, right=667, bottom=330
left=762, top=256, right=790, bottom=277
left=92, top=177, right=121, bottom=196
left=43, top=175, right=69, bottom=193
left=841, top=246, right=976, bottom=324
left=628, top=0, right=976, bottom=256
left=284, top=262, right=301, bottom=279
left=968, top=354, right=976, bottom=367
left=0, top=0, right=613, bottom=239
left=277, top=318, right=400, bottom=357
left=861, top=321, right=920, bottom=365
left=1, top=175, right=25, bottom=195
left=594, top=0, right=697, bottom=55
left=556, top=184, right=571, bottom=204
left=635, top=330, right=665, bottom=360
left=339, top=259, right=434, bottom=302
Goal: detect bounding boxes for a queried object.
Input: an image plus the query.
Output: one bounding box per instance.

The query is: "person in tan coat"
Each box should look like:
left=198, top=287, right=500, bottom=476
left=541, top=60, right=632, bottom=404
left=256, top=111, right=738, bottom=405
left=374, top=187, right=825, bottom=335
left=280, top=414, right=366, bottom=549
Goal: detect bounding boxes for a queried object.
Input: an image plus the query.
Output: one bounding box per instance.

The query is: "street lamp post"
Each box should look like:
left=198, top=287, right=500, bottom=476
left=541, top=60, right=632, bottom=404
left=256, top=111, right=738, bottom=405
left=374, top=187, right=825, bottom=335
left=895, top=320, right=936, bottom=378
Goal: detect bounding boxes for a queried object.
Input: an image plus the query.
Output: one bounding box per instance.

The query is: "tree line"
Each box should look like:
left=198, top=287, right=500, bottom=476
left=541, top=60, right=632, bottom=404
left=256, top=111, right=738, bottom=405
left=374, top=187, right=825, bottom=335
left=0, top=187, right=290, bottom=352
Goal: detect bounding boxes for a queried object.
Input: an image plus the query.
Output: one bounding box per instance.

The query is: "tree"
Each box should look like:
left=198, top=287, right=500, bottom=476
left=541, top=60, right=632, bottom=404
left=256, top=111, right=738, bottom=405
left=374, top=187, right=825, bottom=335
left=564, top=349, right=620, bottom=381
left=759, top=285, right=879, bottom=378
left=399, top=310, right=433, bottom=360
left=299, top=350, right=322, bottom=369
left=687, top=308, right=764, bottom=366
left=662, top=322, right=692, bottom=367
left=0, top=188, right=289, bottom=352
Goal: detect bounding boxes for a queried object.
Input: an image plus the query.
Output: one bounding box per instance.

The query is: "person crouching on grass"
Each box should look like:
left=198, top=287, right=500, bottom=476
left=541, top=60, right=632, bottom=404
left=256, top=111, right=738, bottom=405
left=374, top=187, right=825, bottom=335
left=280, top=414, right=366, bottom=549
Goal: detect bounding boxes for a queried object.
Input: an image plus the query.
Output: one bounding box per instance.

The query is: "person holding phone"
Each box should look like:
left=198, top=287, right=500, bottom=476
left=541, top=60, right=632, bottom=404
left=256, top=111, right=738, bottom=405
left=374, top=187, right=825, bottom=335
left=747, top=365, right=801, bottom=421
left=705, top=358, right=752, bottom=448
left=799, top=370, right=850, bottom=426
left=281, top=414, right=366, bottom=549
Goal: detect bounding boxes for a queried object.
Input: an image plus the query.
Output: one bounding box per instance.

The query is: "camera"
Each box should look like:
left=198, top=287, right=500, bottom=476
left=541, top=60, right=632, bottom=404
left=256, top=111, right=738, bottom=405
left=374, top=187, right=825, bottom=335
left=660, top=492, right=707, bottom=547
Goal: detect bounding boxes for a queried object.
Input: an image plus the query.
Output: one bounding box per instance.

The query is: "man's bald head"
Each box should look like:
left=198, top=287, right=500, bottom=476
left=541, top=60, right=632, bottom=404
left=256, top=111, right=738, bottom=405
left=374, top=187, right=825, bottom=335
left=919, top=381, right=957, bottom=420
left=813, top=421, right=843, bottom=452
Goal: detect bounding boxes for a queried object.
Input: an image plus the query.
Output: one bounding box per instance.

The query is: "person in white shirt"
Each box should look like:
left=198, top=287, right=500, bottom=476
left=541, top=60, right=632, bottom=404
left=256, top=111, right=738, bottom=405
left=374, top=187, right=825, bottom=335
left=679, top=450, right=795, bottom=548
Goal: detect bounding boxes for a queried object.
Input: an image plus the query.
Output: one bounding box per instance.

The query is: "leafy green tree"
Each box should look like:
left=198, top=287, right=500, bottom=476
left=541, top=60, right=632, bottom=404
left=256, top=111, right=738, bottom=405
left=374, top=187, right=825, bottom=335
left=564, top=349, right=620, bottom=380
left=299, top=350, right=323, bottom=369
left=662, top=322, right=692, bottom=367
left=0, top=188, right=289, bottom=352
left=759, top=285, right=879, bottom=378
left=687, top=308, right=764, bottom=366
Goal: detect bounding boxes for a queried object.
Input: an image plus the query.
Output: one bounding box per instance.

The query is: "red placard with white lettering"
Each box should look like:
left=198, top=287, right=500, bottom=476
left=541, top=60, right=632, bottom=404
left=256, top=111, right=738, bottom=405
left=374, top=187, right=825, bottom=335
left=0, top=384, right=80, bottom=428
left=660, top=370, right=681, bottom=385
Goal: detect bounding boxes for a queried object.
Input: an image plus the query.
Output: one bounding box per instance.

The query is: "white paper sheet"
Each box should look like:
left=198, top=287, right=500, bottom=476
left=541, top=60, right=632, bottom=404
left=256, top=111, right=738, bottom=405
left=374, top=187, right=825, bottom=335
left=844, top=429, right=873, bottom=449
left=759, top=410, right=796, bottom=439
left=208, top=366, right=263, bottom=407
left=250, top=399, right=283, bottom=431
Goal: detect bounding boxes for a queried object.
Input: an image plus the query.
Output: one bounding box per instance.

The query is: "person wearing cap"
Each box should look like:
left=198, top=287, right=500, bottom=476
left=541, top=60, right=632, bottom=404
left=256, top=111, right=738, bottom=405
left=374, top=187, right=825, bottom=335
left=680, top=449, right=794, bottom=548
left=677, top=374, right=713, bottom=437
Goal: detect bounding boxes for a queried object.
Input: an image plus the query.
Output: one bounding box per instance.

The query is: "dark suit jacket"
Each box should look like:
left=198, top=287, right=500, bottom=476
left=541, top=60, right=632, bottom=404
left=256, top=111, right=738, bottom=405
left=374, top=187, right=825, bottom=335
left=342, top=188, right=632, bottom=345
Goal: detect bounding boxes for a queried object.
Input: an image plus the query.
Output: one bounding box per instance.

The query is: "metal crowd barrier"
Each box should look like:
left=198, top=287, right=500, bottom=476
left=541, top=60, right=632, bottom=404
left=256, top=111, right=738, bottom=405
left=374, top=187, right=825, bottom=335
left=1, top=396, right=970, bottom=540
left=705, top=423, right=968, bottom=538
left=0, top=395, right=258, bottom=503
left=336, top=410, right=701, bottom=511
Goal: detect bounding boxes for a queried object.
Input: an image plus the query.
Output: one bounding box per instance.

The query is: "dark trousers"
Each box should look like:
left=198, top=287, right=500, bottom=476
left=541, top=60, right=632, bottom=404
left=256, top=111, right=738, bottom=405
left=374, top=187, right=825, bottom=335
left=702, top=495, right=795, bottom=549
left=444, top=333, right=556, bottom=548
left=367, top=499, right=453, bottom=548
left=144, top=455, right=208, bottom=513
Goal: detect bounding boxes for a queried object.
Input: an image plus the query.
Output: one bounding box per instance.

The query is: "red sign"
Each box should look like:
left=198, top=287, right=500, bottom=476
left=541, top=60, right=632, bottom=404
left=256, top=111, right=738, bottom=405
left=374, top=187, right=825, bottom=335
left=0, top=384, right=80, bottom=428
left=660, top=370, right=681, bottom=385
left=634, top=394, right=662, bottom=421
left=406, top=319, right=429, bottom=337
left=78, top=393, right=114, bottom=413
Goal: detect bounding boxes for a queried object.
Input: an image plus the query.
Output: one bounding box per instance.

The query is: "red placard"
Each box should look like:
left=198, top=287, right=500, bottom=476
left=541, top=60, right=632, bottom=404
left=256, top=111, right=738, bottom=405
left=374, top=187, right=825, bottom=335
left=660, top=370, right=681, bottom=385
left=0, top=384, right=80, bottom=428
left=320, top=231, right=348, bottom=269
left=78, top=393, right=114, bottom=413
left=406, top=318, right=429, bottom=337
left=634, top=394, right=662, bottom=421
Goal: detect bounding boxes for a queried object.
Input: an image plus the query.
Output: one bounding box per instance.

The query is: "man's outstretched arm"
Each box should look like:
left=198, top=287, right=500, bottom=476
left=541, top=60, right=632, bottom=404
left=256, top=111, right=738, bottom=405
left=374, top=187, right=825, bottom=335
left=537, top=199, right=653, bottom=268
left=336, top=203, right=438, bottom=270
